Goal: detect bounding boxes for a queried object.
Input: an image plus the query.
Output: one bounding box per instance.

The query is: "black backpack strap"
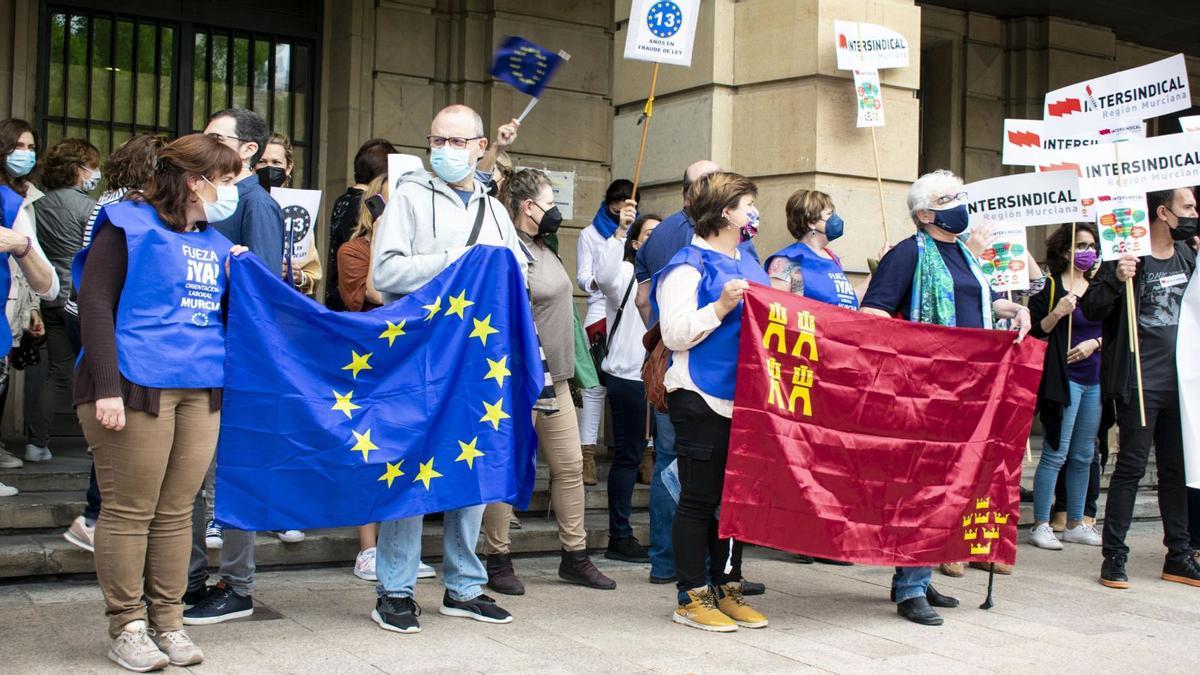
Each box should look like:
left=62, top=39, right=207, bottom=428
left=607, top=276, right=637, bottom=349
left=465, top=197, right=487, bottom=247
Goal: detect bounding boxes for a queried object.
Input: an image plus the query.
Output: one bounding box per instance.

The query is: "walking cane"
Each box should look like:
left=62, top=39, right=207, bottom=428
left=979, top=562, right=996, bottom=609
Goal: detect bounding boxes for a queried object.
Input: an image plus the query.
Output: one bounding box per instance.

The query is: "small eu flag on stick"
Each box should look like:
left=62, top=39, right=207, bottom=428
left=490, top=36, right=570, bottom=123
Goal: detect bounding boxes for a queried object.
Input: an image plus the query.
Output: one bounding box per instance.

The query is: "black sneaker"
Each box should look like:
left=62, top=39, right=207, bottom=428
left=1162, top=555, right=1200, bottom=587
left=740, top=579, right=765, bottom=596
left=439, top=592, right=513, bottom=624
left=605, top=536, right=650, bottom=563
left=372, top=596, right=421, bottom=634
left=1100, top=555, right=1129, bottom=589
left=182, top=581, right=253, bottom=625
left=182, top=585, right=210, bottom=607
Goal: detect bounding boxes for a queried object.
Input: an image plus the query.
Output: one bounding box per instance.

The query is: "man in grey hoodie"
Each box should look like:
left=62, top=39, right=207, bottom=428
left=368, top=105, right=525, bottom=634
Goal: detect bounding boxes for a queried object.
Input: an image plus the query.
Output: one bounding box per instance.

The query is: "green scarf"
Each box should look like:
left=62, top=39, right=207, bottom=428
left=910, top=230, right=994, bottom=329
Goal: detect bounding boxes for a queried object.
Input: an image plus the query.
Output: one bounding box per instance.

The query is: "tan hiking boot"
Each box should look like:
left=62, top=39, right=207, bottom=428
left=717, top=583, right=768, bottom=628
left=938, top=562, right=965, bottom=577
left=581, top=444, right=597, bottom=486
left=673, top=587, right=737, bottom=633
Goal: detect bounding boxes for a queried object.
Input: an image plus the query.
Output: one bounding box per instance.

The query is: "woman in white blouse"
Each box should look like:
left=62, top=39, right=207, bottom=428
left=593, top=208, right=659, bottom=564
left=651, top=171, right=769, bottom=633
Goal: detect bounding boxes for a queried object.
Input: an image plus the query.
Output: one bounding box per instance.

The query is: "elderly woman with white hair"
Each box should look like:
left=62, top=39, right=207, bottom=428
left=860, top=169, right=1031, bottom=627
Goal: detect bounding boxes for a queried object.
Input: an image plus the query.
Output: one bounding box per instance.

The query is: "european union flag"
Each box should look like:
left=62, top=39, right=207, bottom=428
left=214, top=246, right=543, bottom=531
left=490, top=36, right=565, bottom=99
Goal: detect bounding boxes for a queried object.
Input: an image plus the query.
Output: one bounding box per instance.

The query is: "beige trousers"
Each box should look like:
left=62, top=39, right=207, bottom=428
left=81, top=389, right=219, bottom=638
left=483, top=379, right=587, bottom=553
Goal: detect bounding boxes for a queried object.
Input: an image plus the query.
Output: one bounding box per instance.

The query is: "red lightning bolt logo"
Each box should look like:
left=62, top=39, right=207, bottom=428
left=1007, top=130, right=1041, bottom=148
left=1038, top=162, right=1081, bottom=175
left=1047, top=98, right=1082, bottom=117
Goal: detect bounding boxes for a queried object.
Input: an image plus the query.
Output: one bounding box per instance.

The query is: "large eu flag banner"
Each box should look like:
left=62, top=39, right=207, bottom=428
left=214, top=246, right=543, bottom=531
left=490, top=36, right=564, bottom=98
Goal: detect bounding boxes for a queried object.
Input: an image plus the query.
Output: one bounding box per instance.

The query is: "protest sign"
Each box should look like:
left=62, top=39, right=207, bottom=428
left=853, top=69, right=885, bottom=128
left=270, top=187, right=322, bottom=261
left=1003, top=118, right=1145, bottom=167
left=1179, top=271, right=1200, bottom=489
left=1182, top=115, right=1200, bottom=133
left=624, top=0, right=700, bottom=67
left=1043, top=53, right=1190, bottom=133
left=833, top=20, right=910, bottom=71
left=1060, top=131, right=1200, bottom=196
left=388, top=154, right=425, bottom=193
left=978, top=223, right=1030, bottom=292
left=1089, top=192, right=1151, bottom=261
left=964, top=170, right=1084, bottom=229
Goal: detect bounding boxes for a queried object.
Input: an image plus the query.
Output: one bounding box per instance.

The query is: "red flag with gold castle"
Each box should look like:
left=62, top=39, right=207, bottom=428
left=718, top=284, right=1045, bottom=566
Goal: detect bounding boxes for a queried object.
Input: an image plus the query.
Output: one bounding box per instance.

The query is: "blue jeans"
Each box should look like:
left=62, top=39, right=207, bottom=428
left=1034, top=380, right=1101, bottom=523
left=649, top=408, right=677, bottom=579
left=376, top=505, right=487, bottom=602
left=891, top=566, right=932, bottom=603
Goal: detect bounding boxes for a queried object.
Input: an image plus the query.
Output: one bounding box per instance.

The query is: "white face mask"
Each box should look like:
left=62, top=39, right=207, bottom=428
left=82, top=167, right=101, bottom=192
left=199, top=176, right=239, bottom=223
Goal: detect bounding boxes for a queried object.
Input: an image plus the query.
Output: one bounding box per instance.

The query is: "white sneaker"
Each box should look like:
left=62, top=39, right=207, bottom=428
left=204, top=520, right=223, bottom=549
left=418, top=561, right=436, bottom=579
left=63, top=515, right=96, bottom=552
left=0, top=448, right=23, bottom=469
left=1062, top=522, right=1102, bottom=546
left=108, top=620, right=169, bottom=672
left=0, top=481, right=17, bottom=497
left=273, top=530, right=305, bottom=543
left=149, top=628, right=203, bottom=667
left=23, top=444, right=51, bottom=462
left=354, top=547, right=377, bottom=581
left=1029, top=523, right=1063, bottom=550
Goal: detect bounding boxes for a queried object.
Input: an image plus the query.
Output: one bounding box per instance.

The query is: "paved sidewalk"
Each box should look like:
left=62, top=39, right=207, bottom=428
left=0, top=522, right=1196, bottom=674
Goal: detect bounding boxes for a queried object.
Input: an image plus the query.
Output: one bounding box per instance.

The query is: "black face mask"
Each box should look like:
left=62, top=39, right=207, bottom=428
left=1169, top=211, right=1199, bottom=241
left=257, top=166, right=288, bottom=190
left=534, top=203, right=563, bottom=235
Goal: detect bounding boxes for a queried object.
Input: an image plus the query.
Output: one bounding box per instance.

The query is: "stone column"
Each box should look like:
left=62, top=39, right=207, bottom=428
left=612, top=0, right=921, bottom=274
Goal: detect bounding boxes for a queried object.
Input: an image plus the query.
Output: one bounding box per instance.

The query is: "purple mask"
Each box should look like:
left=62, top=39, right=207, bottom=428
left=1073, top=250, right=1098, bottom=271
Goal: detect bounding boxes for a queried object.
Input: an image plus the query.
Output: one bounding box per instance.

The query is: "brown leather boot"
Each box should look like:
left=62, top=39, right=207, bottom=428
left=581, top=444, right=598, bottom=486
left=559, top=550, right=616, bottom=589
left=485, top=554, right=525, bottom=595
left=638, top=445, right=654, bottom=485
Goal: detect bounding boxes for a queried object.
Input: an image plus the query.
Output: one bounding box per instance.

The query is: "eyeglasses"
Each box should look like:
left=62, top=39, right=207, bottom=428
left=933, top=192, right=968, bottom=206
left=427, top=135, right=482, bottom=149
left=206, top=132, right=248, bottom=144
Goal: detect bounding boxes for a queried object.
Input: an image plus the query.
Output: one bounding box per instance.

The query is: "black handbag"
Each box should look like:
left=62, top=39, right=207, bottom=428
left=9, top=331, right=43, bottom=370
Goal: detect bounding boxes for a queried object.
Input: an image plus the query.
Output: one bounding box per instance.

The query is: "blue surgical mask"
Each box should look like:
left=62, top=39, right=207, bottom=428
left=430, top=146, right=474, bottom=184
left=741, top=210, right=760, bottom=240
left=823, top=213, right=844, bottom=242
left=6, top=149, right=35, bottom=177
left=932, top=204, right=970, bottom=235
left=200, top=176, right=239, bottom=223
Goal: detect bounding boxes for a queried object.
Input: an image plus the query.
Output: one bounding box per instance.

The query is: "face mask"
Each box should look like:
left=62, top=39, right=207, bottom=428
left=822, top=213, right=844, bottom=242
left=199, top=176, right=239, bottom=223
left=739, top=210, right=760, bottom=240
left=1073, top=249, right=1098, bottom=271
left=82, top=168, right=102, bottom=192
left=931, top=204, right=970, bottom=235
left=6, top=149, right=35, bottom=177
left=429, top=146, right=474, bottom=184
left=1168, top=211, right=1199, bottom=241
left=534, top=203, right=563, bottom=235
left=257, top=166, right=287, bottom=190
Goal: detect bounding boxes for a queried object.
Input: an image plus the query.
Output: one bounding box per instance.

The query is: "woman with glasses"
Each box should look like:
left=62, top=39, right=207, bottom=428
left=860, top=169, right=1030, bottom=626
left=1027, top=222, right=1104, bottom=551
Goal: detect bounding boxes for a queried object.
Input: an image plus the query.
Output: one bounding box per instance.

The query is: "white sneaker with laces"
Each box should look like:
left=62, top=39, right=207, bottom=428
left=354, top=547, right=377, bottom=581
left=1029, top=523, right=1063, bottom=550
left=1062, top=522, right=1102, bottom=546
left=0, top=447, right=23, bottom=469
left=63, top=515, right=95, bottom=552
left=273, top=529, right=305, bottom=543
left=23, top=444, right=51, bottom=462
left=149, top=627, right=203, bottom=666
left=418, top=561, right=436, bottom=579
left=0, top=481, right=17, bottom=497
left=204, top=520, right=223, bottom=549
left=108, top=620, right=169, bottom=673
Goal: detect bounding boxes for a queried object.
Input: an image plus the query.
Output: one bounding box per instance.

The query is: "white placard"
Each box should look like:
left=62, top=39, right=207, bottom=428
left=624, top=0, right=700, bottom=67
left=1182, top=115, right=1200, bottom=134
left=1002, top=118, right=1146, bottom=167
left=1043, top=53, right=1190, bottom=133
left=834, top=20, right=910, bottom=71
left=964, top=170, right=1084, bottom=229
left=853, top=69, right=885, bottom=128
left=977, top=223, right=1030, bottom=293
left=270, top=187, right=322, bottom=261
left=388, top=154, right=425, bottom=193
left=1059, top=132, right=1200, bottom=196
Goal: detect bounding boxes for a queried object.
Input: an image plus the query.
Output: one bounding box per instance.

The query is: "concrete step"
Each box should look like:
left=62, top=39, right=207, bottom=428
left=0, top=511, right=650, bottom=580
left=0, top=455, right=92, bottom=493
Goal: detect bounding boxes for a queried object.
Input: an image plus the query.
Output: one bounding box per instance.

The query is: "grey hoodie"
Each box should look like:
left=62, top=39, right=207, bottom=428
left=372, top=171, right=527, bottom=302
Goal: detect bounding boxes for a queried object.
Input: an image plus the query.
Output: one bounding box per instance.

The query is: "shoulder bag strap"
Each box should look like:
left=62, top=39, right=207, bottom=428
left=465, top=197, right=487, bottom=247
left=607, top=276, right=637, bottom=349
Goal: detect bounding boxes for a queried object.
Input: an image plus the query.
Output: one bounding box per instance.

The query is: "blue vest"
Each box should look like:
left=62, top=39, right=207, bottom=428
left=72, top=201, right=233, bottom=389
left=764, top=242, right=860, bottom=310
left=651, top=244, right=771, bottom=400
left=0, top=187, right=19, bottom=356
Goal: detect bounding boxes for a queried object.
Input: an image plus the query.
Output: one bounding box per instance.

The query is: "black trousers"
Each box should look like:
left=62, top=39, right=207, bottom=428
left=1189, top=487, right=1200, bottom=550
left=1102, top=389, right=1191, bottom=563
left=605, top=376, right=646, bottom=539
left=669, top=390, right=742, bottom=593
